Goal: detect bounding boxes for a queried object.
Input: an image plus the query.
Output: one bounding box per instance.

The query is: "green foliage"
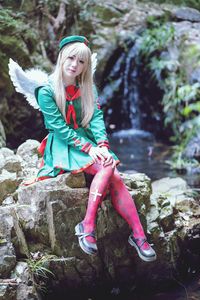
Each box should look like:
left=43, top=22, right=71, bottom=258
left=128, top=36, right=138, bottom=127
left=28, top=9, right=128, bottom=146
left=0, top=9, right=37, bottom=46
left=26, top=252, right=56, bottom=292
left=137, top=20, right=200, bottom=171
left=139, top=24, right=175, bottom=56
left=27, top=254, right=55, bottom=280
left=0, top=9, right=38, bottom=96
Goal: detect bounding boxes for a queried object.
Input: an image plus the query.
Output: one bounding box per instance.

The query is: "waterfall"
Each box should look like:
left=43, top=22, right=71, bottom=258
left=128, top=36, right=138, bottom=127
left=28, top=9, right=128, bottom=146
left=100, top=40, right=142, bottom=132
left=100, top=39, right=165, bottom=140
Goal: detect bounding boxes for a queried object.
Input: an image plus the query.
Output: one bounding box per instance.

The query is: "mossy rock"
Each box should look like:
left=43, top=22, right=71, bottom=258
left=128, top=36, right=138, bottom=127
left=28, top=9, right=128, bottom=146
left=94, top=4, right=122, bottom=21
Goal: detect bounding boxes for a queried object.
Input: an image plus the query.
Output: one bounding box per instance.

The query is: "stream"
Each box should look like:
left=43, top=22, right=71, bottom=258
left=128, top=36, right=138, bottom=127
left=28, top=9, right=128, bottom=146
left=109, top=129, right=200, bottom=188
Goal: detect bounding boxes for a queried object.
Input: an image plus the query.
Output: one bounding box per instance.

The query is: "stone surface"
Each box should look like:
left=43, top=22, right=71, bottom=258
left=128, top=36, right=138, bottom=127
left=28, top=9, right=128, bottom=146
left=0, top=170, right=19, bottom=204
left=0, top=147, right=22, bottom=174
left=183, top=132, right=200, bottom=160
left=11, top=262, right=40, bottom=300
left=0, top=242, right=16, bottom=278
left=0, top=120, right=6, bottom=148
left=173, top=7, right=200, bottom=22
left=16, top=139, right=41, bottom=179
left=0, top=153, right=200, bottom=298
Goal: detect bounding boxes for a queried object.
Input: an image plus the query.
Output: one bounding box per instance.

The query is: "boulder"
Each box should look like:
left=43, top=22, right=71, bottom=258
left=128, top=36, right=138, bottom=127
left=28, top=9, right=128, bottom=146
left=0, top=161, right=200, bottom=297
left=172, top=7, right=200, bottom=22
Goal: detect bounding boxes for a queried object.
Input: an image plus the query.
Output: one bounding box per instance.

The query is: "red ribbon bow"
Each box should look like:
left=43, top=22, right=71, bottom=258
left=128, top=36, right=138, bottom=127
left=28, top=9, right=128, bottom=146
left=65, top=86, right=80, bottom=129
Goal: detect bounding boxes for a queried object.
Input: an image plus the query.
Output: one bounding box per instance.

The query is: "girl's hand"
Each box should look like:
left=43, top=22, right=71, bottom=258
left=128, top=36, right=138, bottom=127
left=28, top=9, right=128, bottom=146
left=88, top=146, right=106, bottom=163
left=99, top=147, right=115, bottom=167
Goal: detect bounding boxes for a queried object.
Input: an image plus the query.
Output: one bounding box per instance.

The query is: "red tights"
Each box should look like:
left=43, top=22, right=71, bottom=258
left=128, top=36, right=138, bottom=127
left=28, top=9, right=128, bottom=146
left=83, top=163, right=147, bottom=247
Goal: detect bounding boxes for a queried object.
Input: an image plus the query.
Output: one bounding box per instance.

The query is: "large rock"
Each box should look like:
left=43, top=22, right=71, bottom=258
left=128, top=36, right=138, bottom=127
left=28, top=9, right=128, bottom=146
left=0, top=160, right=200, bottom=298
left=0, top=170, right=154, bottom=292
left=172, top=7, right=200, bottom=22
left=146, top=177, right=200, bottom=279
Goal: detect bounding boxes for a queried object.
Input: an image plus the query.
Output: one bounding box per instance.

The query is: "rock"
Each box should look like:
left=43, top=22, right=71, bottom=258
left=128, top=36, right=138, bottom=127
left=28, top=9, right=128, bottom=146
left=16, top=139, right=41, bottom=179
left=190, top=67, right=200, bottom=84
left=152, top=176, right=188, bottom=196
left=159, top=205, right=175, bottom=232
left=0, top=170, right=19, bottom=204
left=16, top=172, right=87, bottom=253
left=183, top=133, right=200, bottom=160
left=0, top=285, right=16, bottom=300
left=0, top=120, right=6, bottom=148
left=173, top=7, right=200, bottom=22
left=0, top=242, right=16, bottom=278
left=1, top=164, right=200, bottom=296
left=145, top=176, right=200, bottom=283
left=121, top=172, right=152, bottom=210
left=0, top=147, right=22, bottom=174
left=0, top=206, right=14, bottom=239
left=11, top=262, right=40, bottom=300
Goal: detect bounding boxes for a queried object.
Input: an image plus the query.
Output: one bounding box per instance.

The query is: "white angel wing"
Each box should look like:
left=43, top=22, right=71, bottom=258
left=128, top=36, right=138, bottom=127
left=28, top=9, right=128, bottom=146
left=91, top=53, right=97, bottom=75
left=8, top=58, right=49, bottom=110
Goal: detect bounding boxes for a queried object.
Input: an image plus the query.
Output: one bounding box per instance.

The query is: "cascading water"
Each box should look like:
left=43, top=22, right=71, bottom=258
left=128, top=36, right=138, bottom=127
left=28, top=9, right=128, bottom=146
left=100, top=38, right=165, bottom=137
left=100, top=40, right=142, bottom=132
left=99, top=39, right=174, bottom=180
left=99, top=39, right=200, bottom=186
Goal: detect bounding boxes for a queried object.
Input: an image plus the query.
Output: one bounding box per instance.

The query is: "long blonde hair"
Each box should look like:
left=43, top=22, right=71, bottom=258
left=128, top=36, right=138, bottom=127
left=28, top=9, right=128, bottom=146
left=51, top=42, right=94, bottom=127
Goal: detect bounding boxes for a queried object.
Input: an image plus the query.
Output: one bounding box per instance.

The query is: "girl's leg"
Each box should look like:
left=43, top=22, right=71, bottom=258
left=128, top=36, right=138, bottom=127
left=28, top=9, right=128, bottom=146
left=77, top=163, right=114, bottom=245
left=109, top=168, right=145, bottom=237
left=109, top=168, right=156, bottom=261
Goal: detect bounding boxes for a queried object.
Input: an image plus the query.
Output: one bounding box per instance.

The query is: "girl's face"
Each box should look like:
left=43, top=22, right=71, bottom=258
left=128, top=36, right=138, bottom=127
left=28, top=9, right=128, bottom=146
left=62, top=55, right=85, bottom=82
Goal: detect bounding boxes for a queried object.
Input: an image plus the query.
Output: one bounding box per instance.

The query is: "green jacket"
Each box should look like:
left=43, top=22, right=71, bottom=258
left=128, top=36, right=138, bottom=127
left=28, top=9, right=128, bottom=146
left=35, top=84, right=118, bottom=178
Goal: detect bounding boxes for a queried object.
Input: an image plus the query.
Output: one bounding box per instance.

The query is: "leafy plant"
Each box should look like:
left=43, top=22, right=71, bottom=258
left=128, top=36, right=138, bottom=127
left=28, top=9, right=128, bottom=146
left=137, top=20, right=200, bottom=171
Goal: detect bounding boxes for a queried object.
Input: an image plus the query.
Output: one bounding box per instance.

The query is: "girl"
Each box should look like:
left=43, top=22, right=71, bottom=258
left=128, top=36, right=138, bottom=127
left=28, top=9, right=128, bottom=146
left=35, top=35, right=156, bottom=262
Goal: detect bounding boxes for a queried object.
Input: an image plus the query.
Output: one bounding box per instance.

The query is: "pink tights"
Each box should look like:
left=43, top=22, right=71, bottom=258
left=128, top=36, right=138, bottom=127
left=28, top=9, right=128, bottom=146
left=83, top=163, right=147, bottom=247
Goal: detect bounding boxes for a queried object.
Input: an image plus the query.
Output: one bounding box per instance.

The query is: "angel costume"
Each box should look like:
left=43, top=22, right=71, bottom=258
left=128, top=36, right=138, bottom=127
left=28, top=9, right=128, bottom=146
left=8, top=35, right=156, bottom=261
left=35, top=82, right=119, bottom=179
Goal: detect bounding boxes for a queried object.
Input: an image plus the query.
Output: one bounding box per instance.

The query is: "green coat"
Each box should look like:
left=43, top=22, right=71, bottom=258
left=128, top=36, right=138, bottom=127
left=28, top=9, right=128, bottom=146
left=35, top=84, right=119, bottom=178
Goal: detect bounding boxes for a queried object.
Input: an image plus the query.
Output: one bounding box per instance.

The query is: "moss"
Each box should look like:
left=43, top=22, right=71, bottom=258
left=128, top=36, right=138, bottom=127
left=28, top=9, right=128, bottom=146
left=0, top=9, right=38, bottom=97
left=94, top=4, right=122, bottom=21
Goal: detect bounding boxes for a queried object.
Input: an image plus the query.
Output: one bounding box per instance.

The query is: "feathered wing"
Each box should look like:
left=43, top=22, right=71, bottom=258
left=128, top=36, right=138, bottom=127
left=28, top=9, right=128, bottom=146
left=8, top=58, right=49, bottom=110
left=8, top=54, right=97, bottom=109
left=91, top=53, right=97, bottom=75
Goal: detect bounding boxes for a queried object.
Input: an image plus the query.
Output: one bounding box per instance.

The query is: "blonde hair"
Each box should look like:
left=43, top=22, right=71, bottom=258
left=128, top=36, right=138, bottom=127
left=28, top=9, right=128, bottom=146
left=51, top=42, right=94, bottom=127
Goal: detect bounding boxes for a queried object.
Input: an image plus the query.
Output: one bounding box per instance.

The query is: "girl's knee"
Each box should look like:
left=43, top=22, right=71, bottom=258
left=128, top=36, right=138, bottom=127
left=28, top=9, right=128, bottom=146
left=111, top=168, right=122, bottom=183
left=103, top=164, right=114, bottom=176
